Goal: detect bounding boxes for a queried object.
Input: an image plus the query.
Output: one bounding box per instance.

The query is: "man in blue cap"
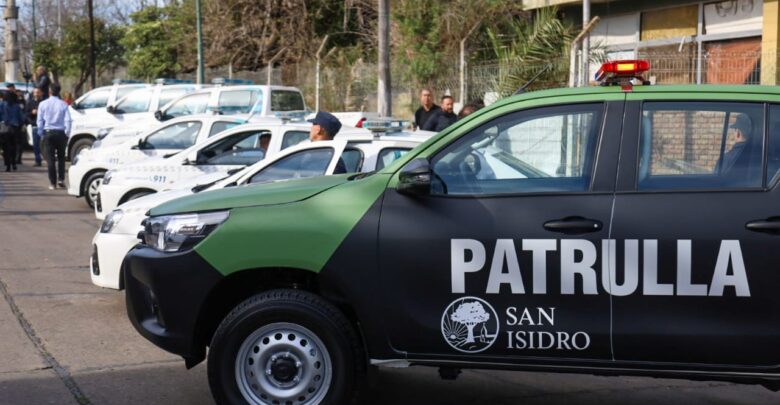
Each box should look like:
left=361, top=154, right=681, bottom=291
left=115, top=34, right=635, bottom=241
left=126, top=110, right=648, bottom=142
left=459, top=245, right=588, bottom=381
left=308, top=111, right=347, bottom=173
left=308, top=111, right=342, bottom=141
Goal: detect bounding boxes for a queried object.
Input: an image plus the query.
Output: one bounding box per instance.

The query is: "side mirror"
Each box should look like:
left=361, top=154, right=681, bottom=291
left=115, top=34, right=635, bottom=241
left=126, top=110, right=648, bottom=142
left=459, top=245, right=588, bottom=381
left=72, top=102, right=82, bottom=111
left=154, top=110, right=164, bottom=121
left=131, top=137, right=144, bottom=150
left=184, top=151, right=199, bottom=165
left=106, top=105, right=117, bottom=114
left=397, top=158, right=432, bottom=196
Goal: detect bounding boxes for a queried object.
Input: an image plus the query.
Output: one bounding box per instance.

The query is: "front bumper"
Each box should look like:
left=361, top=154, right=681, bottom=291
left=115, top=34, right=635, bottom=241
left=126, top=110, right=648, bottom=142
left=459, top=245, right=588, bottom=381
left=95, top=184, right=124, bottom=220
left=91, top=231, right=141, bottom=290
left=67, top=163, right=88, bottom=197
left=124, top=246, right=224, bottom=361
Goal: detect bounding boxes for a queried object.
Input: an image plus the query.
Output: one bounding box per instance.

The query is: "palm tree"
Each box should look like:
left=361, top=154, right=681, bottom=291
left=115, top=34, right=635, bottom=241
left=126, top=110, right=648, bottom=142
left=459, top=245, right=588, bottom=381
left=488, top=7, right=574, bottom=97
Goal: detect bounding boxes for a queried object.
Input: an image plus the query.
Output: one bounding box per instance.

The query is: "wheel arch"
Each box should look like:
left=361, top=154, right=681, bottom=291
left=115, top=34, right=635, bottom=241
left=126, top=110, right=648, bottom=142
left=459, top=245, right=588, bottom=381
left=80, top=168, right=107, bottom=196
left=118, top=188, right=157, bottom=205
left=67, top=133, right=96, bottom=159
left=191, top=267, right=368, bottom=369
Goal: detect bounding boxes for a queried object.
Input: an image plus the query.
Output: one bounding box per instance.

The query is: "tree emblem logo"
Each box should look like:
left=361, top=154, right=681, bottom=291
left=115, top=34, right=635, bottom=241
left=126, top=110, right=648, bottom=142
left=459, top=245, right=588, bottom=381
left=441, top=296, right=499, bottom=353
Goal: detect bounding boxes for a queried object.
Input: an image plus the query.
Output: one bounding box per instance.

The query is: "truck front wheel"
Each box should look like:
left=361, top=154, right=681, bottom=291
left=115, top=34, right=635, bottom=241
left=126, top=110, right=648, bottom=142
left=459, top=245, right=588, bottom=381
left=208, top=289, right=362, bottom=405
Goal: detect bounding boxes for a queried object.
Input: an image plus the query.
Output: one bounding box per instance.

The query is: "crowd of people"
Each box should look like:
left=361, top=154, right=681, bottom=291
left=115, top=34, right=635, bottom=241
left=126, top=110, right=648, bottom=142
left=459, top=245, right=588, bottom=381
left=413, top=88, right=483, bottom=132
left=0, top=66, right=73, bottom=190
left=0, top=66, right=50, bottom=172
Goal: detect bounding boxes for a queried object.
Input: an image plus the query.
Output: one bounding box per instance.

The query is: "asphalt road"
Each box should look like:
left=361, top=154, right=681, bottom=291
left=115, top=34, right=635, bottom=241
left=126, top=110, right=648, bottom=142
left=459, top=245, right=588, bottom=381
left=0, top=153, right=778, bottom=405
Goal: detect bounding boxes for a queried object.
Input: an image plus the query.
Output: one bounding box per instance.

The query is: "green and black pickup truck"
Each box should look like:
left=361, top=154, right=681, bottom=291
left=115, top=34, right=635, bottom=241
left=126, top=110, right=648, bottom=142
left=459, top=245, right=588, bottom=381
left=125, top=63, right=780, bottom=404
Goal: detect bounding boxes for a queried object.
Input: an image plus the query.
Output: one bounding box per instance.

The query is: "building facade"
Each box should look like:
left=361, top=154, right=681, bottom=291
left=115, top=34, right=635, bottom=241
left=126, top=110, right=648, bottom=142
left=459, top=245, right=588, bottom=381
left=524, top=0, right=779, bottom=85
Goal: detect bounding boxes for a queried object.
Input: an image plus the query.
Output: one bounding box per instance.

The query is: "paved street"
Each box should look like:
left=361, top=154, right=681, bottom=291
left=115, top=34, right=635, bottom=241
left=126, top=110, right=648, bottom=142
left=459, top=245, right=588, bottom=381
left=0, top=152, right=778, bottom=405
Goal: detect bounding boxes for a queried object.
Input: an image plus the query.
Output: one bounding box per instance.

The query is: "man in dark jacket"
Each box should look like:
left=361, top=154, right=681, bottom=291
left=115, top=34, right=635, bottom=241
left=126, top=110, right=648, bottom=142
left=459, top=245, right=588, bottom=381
left=414, top=88, right=440, bottom=130
left=423, top=95, right=457, bottom=132
left=26, top=88, right=43, bottom=166
left=36, top=66, right=50, bottom=100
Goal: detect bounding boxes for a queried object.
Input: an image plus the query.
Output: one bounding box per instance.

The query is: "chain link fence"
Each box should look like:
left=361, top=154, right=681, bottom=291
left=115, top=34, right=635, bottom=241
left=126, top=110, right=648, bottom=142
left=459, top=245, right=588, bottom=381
left=166, top=49, right=766, bottom=121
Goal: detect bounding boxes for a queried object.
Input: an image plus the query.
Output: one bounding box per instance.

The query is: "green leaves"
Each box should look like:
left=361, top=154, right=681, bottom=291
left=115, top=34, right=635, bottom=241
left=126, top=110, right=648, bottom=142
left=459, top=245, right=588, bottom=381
left=488, top=8, right=574, bottom=97
left=121, top=3, right=195, bottom=80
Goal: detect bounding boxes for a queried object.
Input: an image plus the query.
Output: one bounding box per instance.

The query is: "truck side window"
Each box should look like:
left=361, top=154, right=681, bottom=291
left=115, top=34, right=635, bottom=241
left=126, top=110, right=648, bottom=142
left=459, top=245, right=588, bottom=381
left=198, top=130, right=271, bottom=166
left=430, top=104, right=602, bottom=195
left=144, top=121, right=202, bottom=150
left=767, top=105, right=780, bottom=186
left=77, top=89, right=110, bottom=109
left=165, top=93, right=210, bottom=118
left=248, top=148, right=335, bottom=184
left=638, top=102, right=763, bottom=190
left=281, top=131, right=309, bottom=149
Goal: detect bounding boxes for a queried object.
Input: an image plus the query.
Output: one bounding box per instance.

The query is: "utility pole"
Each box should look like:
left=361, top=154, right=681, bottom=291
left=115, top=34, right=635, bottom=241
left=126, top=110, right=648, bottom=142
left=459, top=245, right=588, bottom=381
left=4, top=0, right=19, bottom=83
left=31, top=0, right=36, bottom=42
left=315, top=35, right=329, bottom=112
left=57, top=0, right=62, bottom=44
left=196, top=0, right=205, bottom=84
left=377, top=0, right=391, bottom=117
left=88, top=0, right=97, bottom=89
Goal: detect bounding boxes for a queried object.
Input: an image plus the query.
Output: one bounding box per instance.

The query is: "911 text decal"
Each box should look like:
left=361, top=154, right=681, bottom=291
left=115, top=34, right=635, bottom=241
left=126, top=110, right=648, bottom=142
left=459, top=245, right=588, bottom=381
left=451, top=239, right=750, bottom=297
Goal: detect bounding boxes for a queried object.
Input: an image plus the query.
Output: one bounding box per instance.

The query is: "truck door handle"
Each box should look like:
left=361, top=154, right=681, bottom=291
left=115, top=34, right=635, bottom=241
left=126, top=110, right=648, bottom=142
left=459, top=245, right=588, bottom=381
left=745, top=218, right=780, bottom=234
left=543, top=217, right=603, bottom=235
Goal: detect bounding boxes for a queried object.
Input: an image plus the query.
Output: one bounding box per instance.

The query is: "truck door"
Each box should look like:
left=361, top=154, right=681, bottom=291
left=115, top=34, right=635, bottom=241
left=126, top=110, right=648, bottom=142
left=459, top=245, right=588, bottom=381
left=378, top=100, right=623, bottom=361
left=611, top=99, right=780, bottom=366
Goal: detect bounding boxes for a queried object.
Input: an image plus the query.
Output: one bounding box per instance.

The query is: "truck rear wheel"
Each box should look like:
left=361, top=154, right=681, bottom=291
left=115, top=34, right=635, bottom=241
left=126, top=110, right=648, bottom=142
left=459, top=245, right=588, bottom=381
left=208, top=289, right=362, bottom=405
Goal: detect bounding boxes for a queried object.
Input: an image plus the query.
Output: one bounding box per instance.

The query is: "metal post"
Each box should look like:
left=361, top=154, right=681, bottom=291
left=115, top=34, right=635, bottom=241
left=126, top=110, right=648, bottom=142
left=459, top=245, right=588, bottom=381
left=315, top=35, right=329, bottom=112
left=195, top=0, right=205, bottom=84
left=459, top=22, right=481, bottom=106
left=87, top=0, right=97, bottom=89
left=4, top=0, right=19, bottom=83
left=581, top=0, right=591, bottom=86
left=266, top=48, right=286, bottom=87
left=377, top=0, right=391, bottom=117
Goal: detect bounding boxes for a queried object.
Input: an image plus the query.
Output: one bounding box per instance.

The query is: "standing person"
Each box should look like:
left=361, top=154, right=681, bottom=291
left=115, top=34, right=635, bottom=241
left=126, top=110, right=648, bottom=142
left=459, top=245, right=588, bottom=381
left=414, top=88, right=440, bottom=130
left=0, top=92, right=23, bottom=171
left=26, top=88, right=44, bottom=166
left=307, top=111, right=347, bottom=173
left=422, top=95, right=457, bottom=132
left=6, top=84, right=25, bottom=165
left=36, top=66, right=50, bottom=101
left=62, top=92, right=75, bottom=105
left=37, top=83, right=71, bottom=189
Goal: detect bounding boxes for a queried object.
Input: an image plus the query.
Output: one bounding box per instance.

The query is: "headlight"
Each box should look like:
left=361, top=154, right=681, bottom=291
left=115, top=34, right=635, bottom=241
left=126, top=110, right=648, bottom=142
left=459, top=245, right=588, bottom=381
left=102, top=170, right=115, bottom=185
left=142, top=211, right=229, bottom=252
left=72, top=152, right=81, bottom=166
left=92, top=140, right=102, bottom=149
left=100, top=210, right=124, bottom=233
left=97, top=127, right=112, bottom=140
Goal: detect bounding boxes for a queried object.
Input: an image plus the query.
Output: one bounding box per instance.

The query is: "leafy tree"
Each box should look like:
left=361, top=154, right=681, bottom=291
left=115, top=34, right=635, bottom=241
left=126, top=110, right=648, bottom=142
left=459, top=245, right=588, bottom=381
left=122, top=3, right=196, bottom=79
left=34, top=18, right=125, bottom=94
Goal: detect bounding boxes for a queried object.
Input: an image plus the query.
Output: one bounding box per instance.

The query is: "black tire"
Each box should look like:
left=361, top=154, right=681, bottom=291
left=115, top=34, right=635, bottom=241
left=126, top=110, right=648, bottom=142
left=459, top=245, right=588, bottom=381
left=208, top=289, right=363, bottom=405
left=122, top=189, right=154, bottom=204
left=69, top=137, right=94, bottom=161
left=83, top=171, right=105, bottom=208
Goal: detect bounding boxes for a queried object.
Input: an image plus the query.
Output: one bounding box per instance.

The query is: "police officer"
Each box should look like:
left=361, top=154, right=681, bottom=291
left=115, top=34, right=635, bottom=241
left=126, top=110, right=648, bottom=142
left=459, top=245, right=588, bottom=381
left=307, top=111, right=347, bottom=173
